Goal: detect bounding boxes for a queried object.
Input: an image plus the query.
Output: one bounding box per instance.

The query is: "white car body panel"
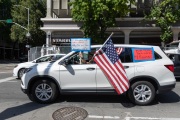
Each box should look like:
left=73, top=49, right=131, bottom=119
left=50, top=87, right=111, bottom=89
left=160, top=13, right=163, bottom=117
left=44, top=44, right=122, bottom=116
left=96, top=62, right=135, bottom=89
left=60, top=64, right=97, bottom=89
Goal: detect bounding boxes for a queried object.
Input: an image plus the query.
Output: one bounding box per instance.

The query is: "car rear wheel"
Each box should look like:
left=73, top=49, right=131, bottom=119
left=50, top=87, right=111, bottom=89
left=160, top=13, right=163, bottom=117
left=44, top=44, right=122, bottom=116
left=127, top=81, right=155, bottom=106
left=18, top=68, right=25, bottom=79
left=29, top=79, right=58, bottom=103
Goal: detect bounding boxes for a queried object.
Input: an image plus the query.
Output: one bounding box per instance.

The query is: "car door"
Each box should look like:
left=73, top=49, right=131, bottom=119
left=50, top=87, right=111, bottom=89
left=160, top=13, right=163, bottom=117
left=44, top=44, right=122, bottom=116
left=173, top=54, right=180, bottom=77
left=96, top=47, right=134, bottom=91
left=59, top=51, right=97, bottom=92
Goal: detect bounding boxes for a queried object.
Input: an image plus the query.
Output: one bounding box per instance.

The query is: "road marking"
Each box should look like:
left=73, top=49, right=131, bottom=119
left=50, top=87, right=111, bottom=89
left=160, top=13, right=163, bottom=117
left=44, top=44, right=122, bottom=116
left=88, top=116, right=180, bottom=120
left=125, top=117, right=180, bottom=120
left=6, top=81, right=17, bottom=82
left=88, top=115, right=120, bottom=119
left=0, top=77, right=16, bottom=83
left=0, top=71, right=12, bottom=73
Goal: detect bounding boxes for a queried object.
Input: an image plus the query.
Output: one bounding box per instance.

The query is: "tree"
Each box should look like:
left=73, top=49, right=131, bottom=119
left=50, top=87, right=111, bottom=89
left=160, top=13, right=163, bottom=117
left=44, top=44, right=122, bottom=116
left=69, top=0, right=134, bottom=43
left=146, top=0, right=180, bottom=42
left=11, top=0, right=46, bottom=46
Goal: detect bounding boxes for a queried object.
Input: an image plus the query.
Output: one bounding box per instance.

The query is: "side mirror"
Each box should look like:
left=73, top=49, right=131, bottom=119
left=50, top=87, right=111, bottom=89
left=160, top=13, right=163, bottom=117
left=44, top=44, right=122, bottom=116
left=60, top=59, right=69, bottom=66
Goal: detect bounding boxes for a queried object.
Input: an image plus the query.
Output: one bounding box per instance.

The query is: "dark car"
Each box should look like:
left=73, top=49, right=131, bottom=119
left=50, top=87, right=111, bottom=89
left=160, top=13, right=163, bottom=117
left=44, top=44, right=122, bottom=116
left=167, top=53, right=180, bottom=78
left=19, top=55, right=28, bottom=62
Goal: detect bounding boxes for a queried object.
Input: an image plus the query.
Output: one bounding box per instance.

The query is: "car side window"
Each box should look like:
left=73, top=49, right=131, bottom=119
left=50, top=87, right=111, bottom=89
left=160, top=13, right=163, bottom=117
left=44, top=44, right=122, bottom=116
left=117, top=47, right=132, bottom=63
left=168, top=54, right=175, bottom=61
left=36, top=56, right=53, bottom=63
left=66, top=49, right=96, bottom=65
left=154, top=52, right=162, bottom=60
left=66, top=52, right=81, bottom=64
left=55, top=55, right=64, bottom=60
left=170, top=55, right=174, bottom=60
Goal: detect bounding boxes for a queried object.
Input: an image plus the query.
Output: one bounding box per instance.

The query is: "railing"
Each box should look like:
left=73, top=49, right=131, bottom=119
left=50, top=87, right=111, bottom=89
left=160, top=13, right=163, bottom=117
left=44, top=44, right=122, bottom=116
left=28, top=45, right=71, bottom=61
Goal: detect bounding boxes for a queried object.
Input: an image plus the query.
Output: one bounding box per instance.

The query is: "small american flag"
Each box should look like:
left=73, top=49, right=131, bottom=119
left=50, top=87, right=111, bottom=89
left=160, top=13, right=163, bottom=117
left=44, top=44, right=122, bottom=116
left=94, top=39, right=129, bottom=94
left=116, top=47, right=124, bottom=55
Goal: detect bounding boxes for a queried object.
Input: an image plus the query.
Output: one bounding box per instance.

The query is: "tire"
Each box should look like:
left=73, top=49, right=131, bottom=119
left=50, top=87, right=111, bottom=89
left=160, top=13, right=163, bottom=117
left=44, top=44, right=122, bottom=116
left=18, top=68, right=25, bottom=79
left=29, top=79, right=58, bottom=104
left=127, top=81, right=155, bottom=106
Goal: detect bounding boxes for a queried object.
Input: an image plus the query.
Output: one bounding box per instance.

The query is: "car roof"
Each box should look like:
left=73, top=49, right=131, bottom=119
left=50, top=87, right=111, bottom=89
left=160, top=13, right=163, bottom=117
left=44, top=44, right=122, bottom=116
left=43, top=54, right=66, bottom=56
left=167, top=40, right=180, bottom=45
left=91, top=44, right=158, bottom=48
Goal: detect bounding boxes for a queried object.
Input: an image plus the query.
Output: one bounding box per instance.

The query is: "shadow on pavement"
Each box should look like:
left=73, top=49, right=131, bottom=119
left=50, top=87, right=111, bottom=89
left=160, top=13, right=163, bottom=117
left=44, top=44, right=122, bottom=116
left=56, top=91, right=180, bottom=107
left=0, top=92, right=179, bottom=120
left=0, top=102, right=49, bottom=120
left=56, top=94, right=136, bottom=108
left=155, top=91, right=180, bottom=103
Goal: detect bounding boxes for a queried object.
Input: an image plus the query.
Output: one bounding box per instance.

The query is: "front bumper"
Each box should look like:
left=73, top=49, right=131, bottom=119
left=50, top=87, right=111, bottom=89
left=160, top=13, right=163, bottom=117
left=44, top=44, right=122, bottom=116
left=157, top=83, right=176, bottom=94
left=21, top=87, right=28, bottom=94
left=13, top=69, right=18, bottom=77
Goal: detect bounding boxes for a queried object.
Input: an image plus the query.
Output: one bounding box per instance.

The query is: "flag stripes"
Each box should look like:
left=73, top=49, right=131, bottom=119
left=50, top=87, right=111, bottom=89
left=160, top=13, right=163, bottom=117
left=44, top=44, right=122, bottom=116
left=116, top=47, right=124, bottom=55
left=94, top=50, right=129, bottom=94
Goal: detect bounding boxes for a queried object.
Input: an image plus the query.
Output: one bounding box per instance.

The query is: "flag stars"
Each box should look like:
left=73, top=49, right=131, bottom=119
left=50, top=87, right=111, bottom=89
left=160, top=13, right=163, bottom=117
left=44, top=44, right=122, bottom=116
left=103, top=39, right=119, bottom=64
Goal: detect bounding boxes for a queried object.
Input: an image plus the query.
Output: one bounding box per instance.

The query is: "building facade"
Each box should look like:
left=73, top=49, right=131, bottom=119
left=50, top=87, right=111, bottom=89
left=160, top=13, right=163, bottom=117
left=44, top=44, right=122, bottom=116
left=41, top=0, right=180, bottom=47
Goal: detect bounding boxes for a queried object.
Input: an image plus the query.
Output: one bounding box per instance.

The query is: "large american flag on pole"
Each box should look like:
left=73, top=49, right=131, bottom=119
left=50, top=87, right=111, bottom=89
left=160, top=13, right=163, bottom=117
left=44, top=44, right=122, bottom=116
left=94, top=39, right=129, bottom=94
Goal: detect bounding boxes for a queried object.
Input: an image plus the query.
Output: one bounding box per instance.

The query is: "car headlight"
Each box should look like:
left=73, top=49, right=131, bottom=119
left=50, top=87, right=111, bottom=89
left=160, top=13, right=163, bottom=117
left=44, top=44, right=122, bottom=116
left=24, top=68, right=33, bottom=73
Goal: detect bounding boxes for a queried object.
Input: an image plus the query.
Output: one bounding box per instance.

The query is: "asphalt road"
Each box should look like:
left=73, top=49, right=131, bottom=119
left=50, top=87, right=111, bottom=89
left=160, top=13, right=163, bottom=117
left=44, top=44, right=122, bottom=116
left=0, top=68, right=180, bottom=120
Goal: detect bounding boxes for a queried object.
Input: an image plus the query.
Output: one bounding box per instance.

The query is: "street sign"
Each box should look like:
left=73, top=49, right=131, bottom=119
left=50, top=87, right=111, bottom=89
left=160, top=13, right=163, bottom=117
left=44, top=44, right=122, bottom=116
left=6, top=19, right=13, bottom=23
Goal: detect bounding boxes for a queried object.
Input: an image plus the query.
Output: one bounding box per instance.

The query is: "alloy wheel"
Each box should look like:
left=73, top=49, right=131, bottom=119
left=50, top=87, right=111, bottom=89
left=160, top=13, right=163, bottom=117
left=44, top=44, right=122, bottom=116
left=35, top=83, right=53, bottom=101
left=133, top=84, right=152, bottom=103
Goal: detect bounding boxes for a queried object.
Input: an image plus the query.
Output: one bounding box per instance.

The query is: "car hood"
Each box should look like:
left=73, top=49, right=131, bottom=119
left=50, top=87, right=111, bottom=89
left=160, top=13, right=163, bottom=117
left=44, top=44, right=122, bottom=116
left=18, top=61, right=35, bottom=66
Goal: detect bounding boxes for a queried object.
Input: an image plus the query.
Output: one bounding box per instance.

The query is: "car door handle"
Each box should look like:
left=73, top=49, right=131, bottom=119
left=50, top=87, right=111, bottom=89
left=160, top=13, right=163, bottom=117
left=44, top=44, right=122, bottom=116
left=124, top=66, right=129, bottom=69
left=86, top=68, right=95, bottom=71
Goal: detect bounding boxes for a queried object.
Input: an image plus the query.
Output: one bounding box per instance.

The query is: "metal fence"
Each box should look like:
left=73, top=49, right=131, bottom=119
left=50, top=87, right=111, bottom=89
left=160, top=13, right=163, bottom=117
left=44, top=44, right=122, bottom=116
left=28, top=45, right=71, bottom=61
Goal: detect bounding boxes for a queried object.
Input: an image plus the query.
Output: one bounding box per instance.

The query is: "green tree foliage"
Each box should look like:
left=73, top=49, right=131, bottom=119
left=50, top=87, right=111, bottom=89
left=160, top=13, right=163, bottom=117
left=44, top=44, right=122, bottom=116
left=146, top=0, right=180, bottom=42
left=69, top=0, right=133, bottom=43
left=11, top=0, right=46, bottom=46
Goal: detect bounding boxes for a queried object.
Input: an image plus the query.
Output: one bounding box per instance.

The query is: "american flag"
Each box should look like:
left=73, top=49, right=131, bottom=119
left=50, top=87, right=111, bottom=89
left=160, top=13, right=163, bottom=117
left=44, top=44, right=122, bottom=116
left=116, top=47, right=124, bottom=55
left=94, top=39, right=129, bottom=94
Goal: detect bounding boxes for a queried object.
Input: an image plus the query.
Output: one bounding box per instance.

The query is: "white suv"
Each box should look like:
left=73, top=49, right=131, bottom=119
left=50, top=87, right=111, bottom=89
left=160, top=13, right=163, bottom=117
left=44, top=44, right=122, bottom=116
left=21, top=44, right=176, bottom=105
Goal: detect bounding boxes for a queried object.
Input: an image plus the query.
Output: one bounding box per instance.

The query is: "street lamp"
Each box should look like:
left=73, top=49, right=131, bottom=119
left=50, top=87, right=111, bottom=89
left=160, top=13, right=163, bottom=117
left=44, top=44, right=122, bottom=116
left=14, top=5, right=31, bottom=61
left=14, top=5, right=30, bottom=37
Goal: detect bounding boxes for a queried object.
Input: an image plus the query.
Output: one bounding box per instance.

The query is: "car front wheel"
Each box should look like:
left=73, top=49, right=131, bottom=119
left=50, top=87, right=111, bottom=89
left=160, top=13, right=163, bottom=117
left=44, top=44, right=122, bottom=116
left=29, top=79, right=58, bottom=103
left=18, top=68, right=25, bottom=79
left=127, top=81, right=155, bottom=106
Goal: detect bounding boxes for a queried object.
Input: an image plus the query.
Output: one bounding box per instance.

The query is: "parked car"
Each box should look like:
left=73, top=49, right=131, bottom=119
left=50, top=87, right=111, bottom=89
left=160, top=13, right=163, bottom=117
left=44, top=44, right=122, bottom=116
left=164, top=40, right=180, bottom=54
left=166, top=53, right=180, bottom=78
left=21, top=44, right=176, bottom=106
left=13, top=54, right=66, bottom=79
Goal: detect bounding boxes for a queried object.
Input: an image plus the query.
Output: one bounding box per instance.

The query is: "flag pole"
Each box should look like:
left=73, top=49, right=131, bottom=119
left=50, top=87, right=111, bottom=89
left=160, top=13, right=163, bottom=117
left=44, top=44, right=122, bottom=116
left=99, top=32, right=114, bottom=50
left=91, top=32, right=114, bottom=59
